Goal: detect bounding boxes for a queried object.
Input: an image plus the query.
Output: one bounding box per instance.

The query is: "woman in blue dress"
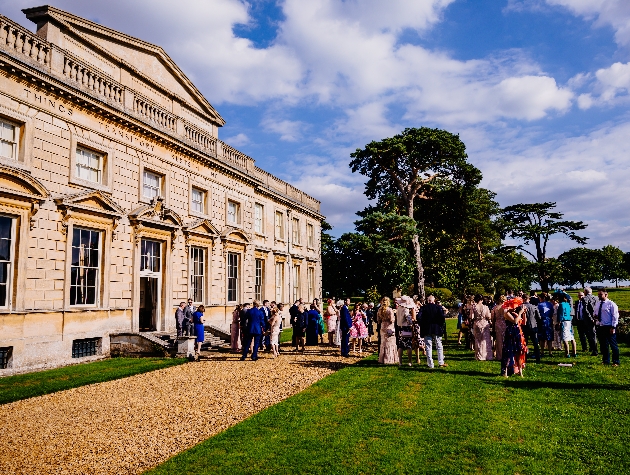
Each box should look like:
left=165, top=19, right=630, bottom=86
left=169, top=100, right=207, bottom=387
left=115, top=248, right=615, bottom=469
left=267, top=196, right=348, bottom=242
left=305, top=304, right=321, bottom=346
left=193, top=305, right=206, bottom=355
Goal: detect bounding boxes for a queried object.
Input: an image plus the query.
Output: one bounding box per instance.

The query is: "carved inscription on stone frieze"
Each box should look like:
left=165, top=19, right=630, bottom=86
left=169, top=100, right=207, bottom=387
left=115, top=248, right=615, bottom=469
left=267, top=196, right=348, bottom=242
left=22, top=88, right=74, bottom=116
left=98, top=121, right=155, bottom=151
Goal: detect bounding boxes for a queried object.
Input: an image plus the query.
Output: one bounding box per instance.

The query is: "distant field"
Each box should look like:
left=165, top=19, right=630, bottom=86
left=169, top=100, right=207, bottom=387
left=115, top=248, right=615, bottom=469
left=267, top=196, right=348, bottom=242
left=566, top=287, right=630, bottom=311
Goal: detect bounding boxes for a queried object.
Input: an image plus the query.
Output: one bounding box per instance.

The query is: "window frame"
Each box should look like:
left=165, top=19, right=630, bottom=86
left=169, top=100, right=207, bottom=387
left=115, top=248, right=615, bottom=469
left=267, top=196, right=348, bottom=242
left=138, top=163, right=169, bottom=205
left=75, top=146, right=104, bottom=184
left=255, top=258, right=264, bottom=302
left=308, top=267, right=315, bottom=302
left=189, top=246, right=206, bottom=304
left=254, top=203, right=264, bottom=235
left=69, top=226, right=102, bottom=307
left=307, top=223, right=315, bottom=248
left=68, top=131, right=114, bottom=193
left=0, top=117, right=20, bottom=161
left=292, top=263, right=300, bottom=303
left=275, top=211, right=285, bottom=241
left=0, top=110, right=32, bottom=170
left=275, top=261, right=284, bottom=303
left=292, top=217, right=300, bottom=245
left=226, top=251, right=240, bottom=303
left=191, top=187, right=205, bottom=214
left=226, top=199, right=241, bottom=226
left=0, top=215, right=16, bottom=310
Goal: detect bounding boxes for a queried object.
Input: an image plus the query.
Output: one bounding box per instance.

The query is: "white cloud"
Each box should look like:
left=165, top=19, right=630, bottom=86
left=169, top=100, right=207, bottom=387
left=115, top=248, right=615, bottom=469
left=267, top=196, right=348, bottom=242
left=222, top=133, right=249, bottom=147
left=261, top=118, right=306, bottom=142
left=545, top=0, right=630, bottom=47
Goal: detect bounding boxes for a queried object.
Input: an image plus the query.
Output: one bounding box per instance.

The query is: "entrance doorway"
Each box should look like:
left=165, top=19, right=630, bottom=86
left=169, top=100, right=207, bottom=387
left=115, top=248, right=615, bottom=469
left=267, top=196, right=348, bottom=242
left=139, top=276, right=159, bottom=331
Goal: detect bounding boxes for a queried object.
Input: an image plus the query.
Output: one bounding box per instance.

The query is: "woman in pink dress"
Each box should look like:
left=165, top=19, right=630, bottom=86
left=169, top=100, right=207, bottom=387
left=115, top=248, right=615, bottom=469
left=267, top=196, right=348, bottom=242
left=349, top=303, right=369, bottom=354
left=325, top=299, right=338, bottom=347
left=230, top=304, right=241, bottom=353
left=491, top=296, right=506, bottom=361
left=378, top=297, right=398, bottom=364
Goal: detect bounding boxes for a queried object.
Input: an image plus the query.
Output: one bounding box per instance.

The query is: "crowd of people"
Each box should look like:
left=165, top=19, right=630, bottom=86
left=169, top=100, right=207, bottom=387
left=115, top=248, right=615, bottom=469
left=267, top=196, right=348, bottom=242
left=189, top=286, right=621, bottom=375
left=457, top=287, right=621, bottom=376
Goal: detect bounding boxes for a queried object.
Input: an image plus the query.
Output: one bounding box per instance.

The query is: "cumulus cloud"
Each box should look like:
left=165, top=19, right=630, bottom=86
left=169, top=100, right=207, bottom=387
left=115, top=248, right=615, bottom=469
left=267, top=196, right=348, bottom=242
left=545, top=0, right=630, bottom=47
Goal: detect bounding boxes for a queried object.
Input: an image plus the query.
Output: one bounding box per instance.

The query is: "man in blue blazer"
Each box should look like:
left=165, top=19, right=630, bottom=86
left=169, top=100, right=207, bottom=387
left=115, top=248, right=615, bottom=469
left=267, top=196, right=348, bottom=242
left=241, top=300, right=266, bottom=361
left=339, top=298, right=353, bottom=357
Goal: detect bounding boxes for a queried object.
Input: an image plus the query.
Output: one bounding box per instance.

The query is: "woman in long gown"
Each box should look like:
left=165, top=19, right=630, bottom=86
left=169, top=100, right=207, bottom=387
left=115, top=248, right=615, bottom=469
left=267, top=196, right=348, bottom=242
left=305, top=304, right=321, bottom=346
left=269, top=308, right=282, bottom=358
left=501, top=298, right=527, bottom=377
left=230, top=304, right=242, bottom=353
left=472, top=295, right=493, bottom=361
left=378, top=297, right=398, bottom=364
left=491, top=296, right=506, bottom=361
left=325, top=299, right=338, bottom=346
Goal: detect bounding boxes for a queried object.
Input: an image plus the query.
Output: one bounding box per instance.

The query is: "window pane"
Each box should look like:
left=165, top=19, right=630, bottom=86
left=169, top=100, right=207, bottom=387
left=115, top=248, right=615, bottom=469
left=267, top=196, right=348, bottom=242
left=0, top=262, right=7, bottom=284
left=0, top=284, right=8, bottom=307
left=70, top=228, right=100, bottom=306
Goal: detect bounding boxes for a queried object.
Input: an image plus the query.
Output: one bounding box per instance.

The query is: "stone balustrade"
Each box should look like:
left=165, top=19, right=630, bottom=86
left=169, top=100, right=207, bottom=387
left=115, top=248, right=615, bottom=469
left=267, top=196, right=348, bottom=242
left=62, top=53, right=123, bottom=103
left=0, top=15, right=50, bottom=67
left=253, top=166, right=321, bottom=213
left=184, top=122, right=217, bottom=154
left=218, top=142, right=251, bottom=170
left=133, top=93, right=176, bottom=131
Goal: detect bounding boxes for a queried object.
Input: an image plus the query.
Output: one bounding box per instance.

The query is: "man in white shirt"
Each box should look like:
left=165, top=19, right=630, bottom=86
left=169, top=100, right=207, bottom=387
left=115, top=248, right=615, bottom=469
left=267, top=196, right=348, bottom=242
left=594, top=290, right=620, bottom=366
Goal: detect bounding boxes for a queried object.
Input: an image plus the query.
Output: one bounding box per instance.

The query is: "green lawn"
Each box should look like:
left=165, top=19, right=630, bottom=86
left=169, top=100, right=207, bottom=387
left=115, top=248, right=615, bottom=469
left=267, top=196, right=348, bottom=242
left=566, top=287, right=630, bottom=311
left=0, top=357, right=187, bottom=405
left=147, top=320, right=630, bottom=475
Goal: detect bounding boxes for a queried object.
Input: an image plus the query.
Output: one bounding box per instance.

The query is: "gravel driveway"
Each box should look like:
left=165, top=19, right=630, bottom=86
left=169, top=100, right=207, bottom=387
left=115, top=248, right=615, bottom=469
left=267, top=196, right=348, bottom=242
left=0, top=346, right=368, bottom=475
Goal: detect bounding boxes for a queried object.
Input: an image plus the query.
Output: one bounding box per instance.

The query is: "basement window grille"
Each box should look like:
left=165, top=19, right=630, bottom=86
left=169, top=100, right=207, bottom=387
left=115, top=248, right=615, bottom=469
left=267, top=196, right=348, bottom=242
left=0, top=346, right=11, bottom=369
left=72, top=338, right=100, bottom=358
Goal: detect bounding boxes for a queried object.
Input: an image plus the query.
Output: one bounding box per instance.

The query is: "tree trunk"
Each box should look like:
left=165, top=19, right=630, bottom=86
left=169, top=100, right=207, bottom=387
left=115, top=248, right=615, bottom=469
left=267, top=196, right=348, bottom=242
left=413, top=233, right=425, bottom=300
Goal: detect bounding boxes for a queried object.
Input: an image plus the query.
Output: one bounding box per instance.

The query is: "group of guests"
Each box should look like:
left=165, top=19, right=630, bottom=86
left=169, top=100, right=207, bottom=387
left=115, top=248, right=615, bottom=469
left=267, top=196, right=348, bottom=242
left=231, top=300, right=285, bottom=360
left=375, top=295, right=449, bottom=368
left=175, top=299, right=207, bottom=354
left=458, top=287, right=621, bottom=377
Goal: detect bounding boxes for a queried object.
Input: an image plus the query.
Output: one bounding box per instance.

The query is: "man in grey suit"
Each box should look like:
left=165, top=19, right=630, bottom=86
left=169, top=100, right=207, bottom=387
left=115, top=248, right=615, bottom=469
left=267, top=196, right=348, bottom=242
left=575, top=288, right=598, bottom=356
left=184, top=298, right=196, bottom=336
left=522, top=294, right=541, bottom=363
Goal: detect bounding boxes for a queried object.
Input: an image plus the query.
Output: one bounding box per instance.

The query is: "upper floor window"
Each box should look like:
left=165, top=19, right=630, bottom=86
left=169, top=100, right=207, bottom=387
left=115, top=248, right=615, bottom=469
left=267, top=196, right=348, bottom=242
left=275, top=211, right=284, bottom=239
left=192, top=188, right=205, bottom=214
left=254, top=203, right=264, bottom=234
left=70, top=227, right=101, bottom=306
left=0, top=118, right=19, bottom=161
left=227, top=200, right=240, bottom=224
left=307, top=223, right=314, bottom=248
left=75, top=147, right=103, bottom=184
left=292, top=218, right=300, bottom=245
left=143, top=170, right=162, bottom=199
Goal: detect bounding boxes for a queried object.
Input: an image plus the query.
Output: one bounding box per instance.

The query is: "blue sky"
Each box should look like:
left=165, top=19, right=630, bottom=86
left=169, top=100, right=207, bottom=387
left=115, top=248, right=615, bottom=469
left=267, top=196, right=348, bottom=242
left=3, top=0, right=630, bottom=256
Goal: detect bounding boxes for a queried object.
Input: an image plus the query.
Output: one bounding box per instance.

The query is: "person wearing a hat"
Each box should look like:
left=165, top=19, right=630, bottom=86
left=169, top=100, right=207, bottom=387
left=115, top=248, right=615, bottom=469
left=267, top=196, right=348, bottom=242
left=396, top=296, right=416, bottom=366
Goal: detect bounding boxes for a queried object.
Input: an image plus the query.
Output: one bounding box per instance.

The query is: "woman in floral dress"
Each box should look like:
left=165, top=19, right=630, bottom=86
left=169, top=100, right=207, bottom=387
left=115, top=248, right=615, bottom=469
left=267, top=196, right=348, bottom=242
left=491, top=296, right=506, bottom=361
left=349, top=303, right=369, bottom=354
left=501, top=297, right=527, bottom=377
left=471, top=295, right=493, bottom=361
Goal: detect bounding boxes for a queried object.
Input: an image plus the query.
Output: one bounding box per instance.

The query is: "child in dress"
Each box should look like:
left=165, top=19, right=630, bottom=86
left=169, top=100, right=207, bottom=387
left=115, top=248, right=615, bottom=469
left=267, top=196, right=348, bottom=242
left=349, top=303, right=369, bottom=354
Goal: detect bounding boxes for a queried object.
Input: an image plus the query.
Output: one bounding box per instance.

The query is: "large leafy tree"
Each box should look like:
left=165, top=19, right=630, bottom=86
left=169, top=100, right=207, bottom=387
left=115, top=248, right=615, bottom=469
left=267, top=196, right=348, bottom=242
left=350, top=127, right=481, bottom=298
left=557, top=247, right=603, bottom=288
left=600, top=245, right=629, bottom=287
left=499, top=202, right=588, bottom=291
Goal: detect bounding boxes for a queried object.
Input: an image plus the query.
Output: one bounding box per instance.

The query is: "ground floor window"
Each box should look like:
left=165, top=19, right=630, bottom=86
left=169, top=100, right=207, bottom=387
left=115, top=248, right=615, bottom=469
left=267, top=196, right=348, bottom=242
left=275, top=262, right=284, bottom=303
left=70, top=227, right=101, bottom=306
left=255, top=258, right=263, bottom=301
left=190, top=246, right=205, bottom=303
left=227, top=252, right=239, bottom=303
left=0, top=346, right=11, bottom=369
left=0, top=216, right=13, bottom=308
left=292, top=264, right=300, bottom=303
left=72, top=338, right=100, bottom=358
left=140, top=239, right=161, bottom=272
left=308, top=267, right=315, bottom=302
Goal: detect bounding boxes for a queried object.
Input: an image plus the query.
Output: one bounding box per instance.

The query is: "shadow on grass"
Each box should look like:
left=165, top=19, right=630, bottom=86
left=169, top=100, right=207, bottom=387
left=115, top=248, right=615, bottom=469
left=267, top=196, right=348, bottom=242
left=482, top=378, right=630, bottom=391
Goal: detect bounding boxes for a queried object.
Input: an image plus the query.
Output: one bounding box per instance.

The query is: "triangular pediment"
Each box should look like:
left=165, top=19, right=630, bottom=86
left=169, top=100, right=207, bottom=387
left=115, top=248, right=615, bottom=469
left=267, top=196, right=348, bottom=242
left=184, top=219, right=220, bottom=237
left=55, top=190, right=124, bottom=217
left=0, top=164, right=49, bottom=201
left=23, top=6, right=225, bottom=127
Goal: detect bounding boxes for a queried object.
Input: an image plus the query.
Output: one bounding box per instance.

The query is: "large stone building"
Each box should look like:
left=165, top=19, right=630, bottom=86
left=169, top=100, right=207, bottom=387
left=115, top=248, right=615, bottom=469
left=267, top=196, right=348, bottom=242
left=0, top=6, right=323, bottom=374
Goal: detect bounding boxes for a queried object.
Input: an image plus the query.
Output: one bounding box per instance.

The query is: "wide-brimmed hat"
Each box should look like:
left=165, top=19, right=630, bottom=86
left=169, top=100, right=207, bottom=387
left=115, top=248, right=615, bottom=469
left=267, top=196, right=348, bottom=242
left=336, top=300, right=344, bottom=307
left=400, top=295, right=415, bottom=308
left=502, top=297, right=523, bottom=310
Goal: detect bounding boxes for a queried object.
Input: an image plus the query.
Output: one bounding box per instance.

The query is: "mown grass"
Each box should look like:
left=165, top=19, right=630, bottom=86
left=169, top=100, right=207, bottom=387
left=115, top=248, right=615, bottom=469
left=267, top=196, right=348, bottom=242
left=0, top=357, right=187, bottom=405
left=566, top=287, right=630, bottom=310
left=147, top=320, right=630, bottom=475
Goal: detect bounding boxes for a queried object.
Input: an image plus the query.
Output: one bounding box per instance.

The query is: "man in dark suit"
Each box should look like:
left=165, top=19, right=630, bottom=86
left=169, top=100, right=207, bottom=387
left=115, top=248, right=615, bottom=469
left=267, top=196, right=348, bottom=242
left=420, top=295, right=447, bottom=368
left=261, top=299, right=271, bottom=352
left=522, top=294, right=542, bottom=363
left=339, top=298, right=353, bottom=357
left=575, top=288, right=598, bottom=355
left=241, top=300, right=266, bottom=361
left=289, top=299, right=300, bottom=347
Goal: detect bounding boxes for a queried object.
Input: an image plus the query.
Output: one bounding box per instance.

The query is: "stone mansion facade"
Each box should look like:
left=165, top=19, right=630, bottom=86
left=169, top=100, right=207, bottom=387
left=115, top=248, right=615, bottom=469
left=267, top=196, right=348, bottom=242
left=0, top=6, right=323, bottom=374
